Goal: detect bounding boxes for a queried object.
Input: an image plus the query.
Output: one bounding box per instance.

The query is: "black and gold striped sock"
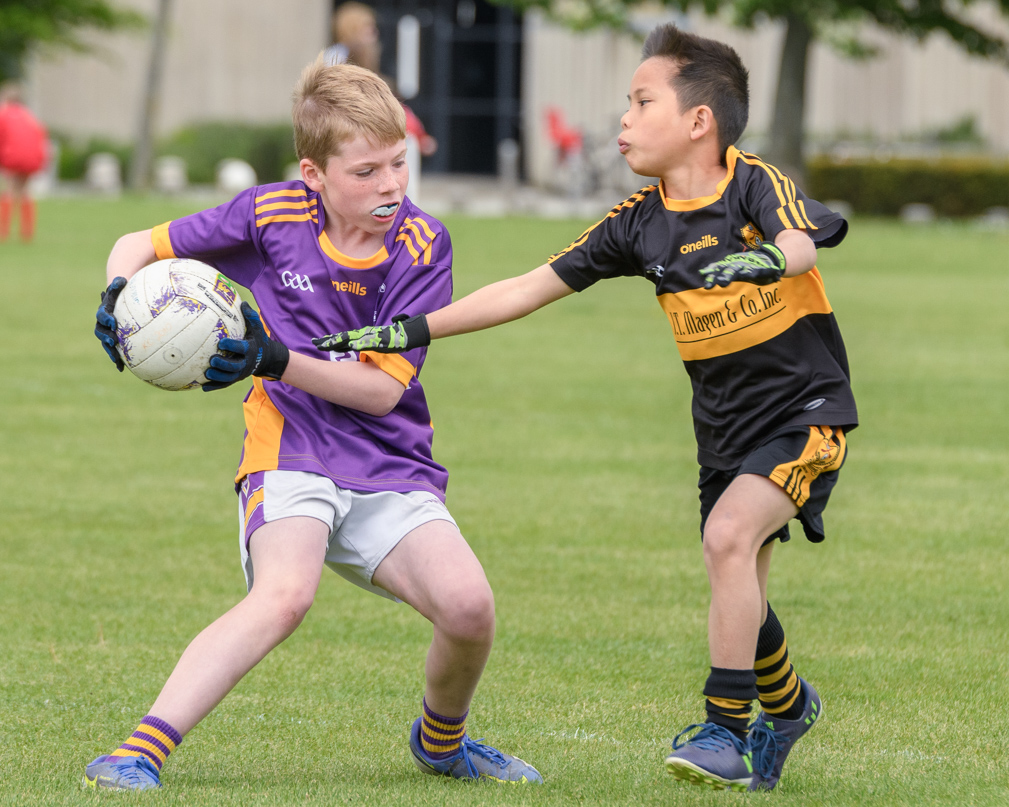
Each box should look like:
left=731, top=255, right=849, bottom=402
left=703, top=667, right=758, bottom=739
left=755, top=602, right=804, bottom=721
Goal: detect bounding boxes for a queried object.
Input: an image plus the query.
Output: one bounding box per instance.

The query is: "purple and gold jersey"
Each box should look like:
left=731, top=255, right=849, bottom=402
left=151, top=181, right=453, bottom=499
left=549, top=147, right=857, bottom=470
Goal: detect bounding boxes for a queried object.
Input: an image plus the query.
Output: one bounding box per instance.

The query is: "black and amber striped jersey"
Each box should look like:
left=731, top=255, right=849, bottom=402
left=548, top=146, right=857, bottom=470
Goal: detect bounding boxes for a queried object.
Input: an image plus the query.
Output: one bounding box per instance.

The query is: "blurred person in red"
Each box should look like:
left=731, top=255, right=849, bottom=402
left=0, top=83, right=49, bottom=242
left=324, top=2, right=437, bottom=157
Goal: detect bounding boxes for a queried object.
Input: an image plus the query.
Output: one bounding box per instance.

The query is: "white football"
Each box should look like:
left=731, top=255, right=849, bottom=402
left=113, top=258, right=245, bottom=391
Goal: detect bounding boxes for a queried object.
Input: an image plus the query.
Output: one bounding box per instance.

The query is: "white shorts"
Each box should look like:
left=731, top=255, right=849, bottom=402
left=238, top=470, right=457, bottom=601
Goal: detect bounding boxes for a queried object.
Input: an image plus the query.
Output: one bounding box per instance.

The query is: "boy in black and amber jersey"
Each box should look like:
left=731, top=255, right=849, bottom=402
left=314, top=23, right=856, bottom=792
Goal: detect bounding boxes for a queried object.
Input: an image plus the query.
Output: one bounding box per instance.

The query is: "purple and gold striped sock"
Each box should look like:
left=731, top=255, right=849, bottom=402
left=420, top=699, right=467, bottom=761
left=107, top=715, right=183, bottom=771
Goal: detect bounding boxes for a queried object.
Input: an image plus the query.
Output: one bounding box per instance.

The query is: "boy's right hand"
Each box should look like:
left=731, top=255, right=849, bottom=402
left=312, top=314, right=430, bottom=354
left=95, top=276, right=127, bottom=371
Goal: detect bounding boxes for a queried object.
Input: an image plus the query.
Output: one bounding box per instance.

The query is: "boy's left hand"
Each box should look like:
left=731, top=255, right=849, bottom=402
left=202, top=302, right=290, bottom=391
left=699, top=243, right=785, bottom=289
left=312, top=314, right=430, bottom=354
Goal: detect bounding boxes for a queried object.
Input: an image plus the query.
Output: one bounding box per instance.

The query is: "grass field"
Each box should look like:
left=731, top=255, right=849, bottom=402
left=1, top=198, right=1007, bottom=806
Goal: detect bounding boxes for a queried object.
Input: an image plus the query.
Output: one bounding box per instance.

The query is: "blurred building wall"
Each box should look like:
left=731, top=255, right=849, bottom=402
left=27, top=0, right=330, bottom=140
left=524, top=4, right=1009, bottom=187
left=19, top=0, right=1009, bottom=186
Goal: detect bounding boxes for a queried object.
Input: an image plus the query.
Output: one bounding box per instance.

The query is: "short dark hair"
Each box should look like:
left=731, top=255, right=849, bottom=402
left=641, top=24, right=749, bottom=159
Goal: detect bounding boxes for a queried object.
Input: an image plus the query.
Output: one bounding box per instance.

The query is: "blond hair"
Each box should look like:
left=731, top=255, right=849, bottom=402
left=292, top=59, right=405, bottom=169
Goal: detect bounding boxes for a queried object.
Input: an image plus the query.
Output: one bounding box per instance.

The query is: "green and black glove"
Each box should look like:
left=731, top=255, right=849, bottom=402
left=699, top=242, right=786, bottom=289
left=312, top=313, right=430, bottom=354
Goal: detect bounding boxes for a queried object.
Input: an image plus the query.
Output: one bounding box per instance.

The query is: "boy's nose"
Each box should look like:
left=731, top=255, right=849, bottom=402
left=378, top=170, right=400, bottom=192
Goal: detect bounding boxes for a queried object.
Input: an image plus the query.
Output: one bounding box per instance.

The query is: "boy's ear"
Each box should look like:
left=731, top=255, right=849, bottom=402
left=689, top=105, right=716, bottom=142
left=300, top=158, right=324, bottom=190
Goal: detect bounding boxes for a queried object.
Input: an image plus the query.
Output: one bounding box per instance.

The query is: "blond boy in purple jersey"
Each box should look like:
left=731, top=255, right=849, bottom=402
left=86, top=60, right=542, bottom=790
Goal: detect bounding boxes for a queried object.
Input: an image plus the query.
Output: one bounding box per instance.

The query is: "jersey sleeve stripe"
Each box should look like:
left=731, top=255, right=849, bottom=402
left=403, top=218, right=434, bottom=251
left=548, top=186, right=656, bottom=262
left=412, top=216, right=437, bottom=242
left=742, top=154, right=818, bottom=230
left=360, top=351, right=416, bottom=387
left=151, top=221, right=176, bottom=260
left=396, top=231, right=422, bottom=260
left=795, top=199, right=817, bottom=230
left=255, top=189, right=308, bottom=203
left=254, top=199, right=316, bottom=214
left=738, top=152, right=792, bottom=210
left=256, top=212, right=318, bottom=227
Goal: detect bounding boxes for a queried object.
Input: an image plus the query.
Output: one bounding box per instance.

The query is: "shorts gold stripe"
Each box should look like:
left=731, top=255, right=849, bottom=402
left=244, top=487, right=265, bottom=532
left=769, top=426, right=845, bottom=508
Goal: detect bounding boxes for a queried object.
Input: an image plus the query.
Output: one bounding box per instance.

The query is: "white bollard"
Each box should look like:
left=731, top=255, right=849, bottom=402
left=86, top=152, right=122, bottom=194
left=216, top=159, right=257, bottom=193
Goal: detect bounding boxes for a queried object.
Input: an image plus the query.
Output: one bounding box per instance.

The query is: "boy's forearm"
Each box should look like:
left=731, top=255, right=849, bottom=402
left=107, top=229, right=157, bottom=284
left=426, top=263, right=574, bottom=340
left=775, top=229, right=817, bottom=277
left=282, top=351, right=405, bottom=416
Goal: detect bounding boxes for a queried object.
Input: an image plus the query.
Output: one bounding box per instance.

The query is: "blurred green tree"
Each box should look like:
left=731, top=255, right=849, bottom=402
left=0, top=0, right=144, bottom=83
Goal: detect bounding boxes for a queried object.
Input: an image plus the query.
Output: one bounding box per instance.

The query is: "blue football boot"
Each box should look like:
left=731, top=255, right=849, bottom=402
left=83, top=754, right=162, bottom=790
left=750, top=677, right=823, bottom=790
left=665, top=722, right=775, bottom=792
left=409, top=717, right=543, bottom=783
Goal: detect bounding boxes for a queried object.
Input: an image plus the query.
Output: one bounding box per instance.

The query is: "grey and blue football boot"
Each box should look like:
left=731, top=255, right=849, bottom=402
left=749, top=677, right=823, bottom=790
left=665, top=722, right=777, bottom=791
left=409, top=717, right=543, bottom=783
left=83, top=755, right=162, bottom=790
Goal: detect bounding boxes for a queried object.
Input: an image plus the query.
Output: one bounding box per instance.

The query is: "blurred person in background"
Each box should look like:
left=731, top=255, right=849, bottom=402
left=0, top=83, right=49, bottom=242
left=324, top=2, right=437, bottom=158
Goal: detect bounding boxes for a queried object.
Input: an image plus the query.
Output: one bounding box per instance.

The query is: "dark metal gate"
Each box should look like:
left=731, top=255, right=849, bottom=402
left=361, top=0, right=522, bottom=174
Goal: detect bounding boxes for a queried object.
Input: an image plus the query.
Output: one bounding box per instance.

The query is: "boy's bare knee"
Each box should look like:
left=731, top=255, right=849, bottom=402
left=249, top=583, right=315, bottom=637
left=437, top=585, right=495, bottom=644
left=702, top=519, right=755, bottom=567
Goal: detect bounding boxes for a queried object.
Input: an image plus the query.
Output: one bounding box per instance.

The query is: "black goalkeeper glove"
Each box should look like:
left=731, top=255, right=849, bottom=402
left=95, top=276, right=127, bottom=371
left=203, top=302, right=290, bottom=391
left=311, top=313, right=430, bottom=354
left=699, top=242, right=786, bottom=289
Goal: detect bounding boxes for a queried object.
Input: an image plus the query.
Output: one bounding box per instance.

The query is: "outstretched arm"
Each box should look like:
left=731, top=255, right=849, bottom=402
left=313, top=264, right=575, bottom=354
left=428, top=263, right=575, bottom=338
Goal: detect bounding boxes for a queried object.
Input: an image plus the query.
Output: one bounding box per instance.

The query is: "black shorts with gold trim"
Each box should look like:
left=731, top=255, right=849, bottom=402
left=698, top=425, right=847, bottom=545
